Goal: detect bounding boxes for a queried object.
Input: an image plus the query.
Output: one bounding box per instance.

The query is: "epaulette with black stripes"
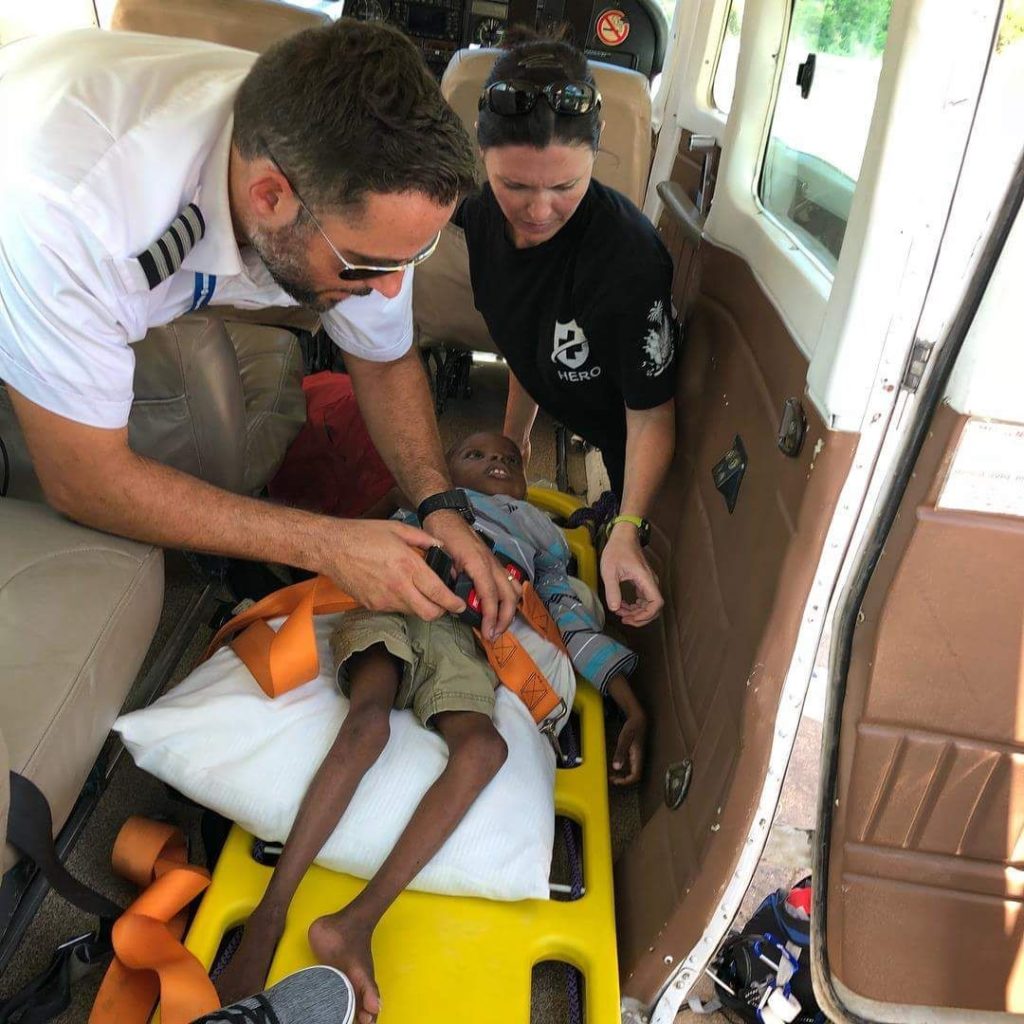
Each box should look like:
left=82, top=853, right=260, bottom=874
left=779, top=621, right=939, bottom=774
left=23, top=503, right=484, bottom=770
left=135, top=203, right=206, bottom=289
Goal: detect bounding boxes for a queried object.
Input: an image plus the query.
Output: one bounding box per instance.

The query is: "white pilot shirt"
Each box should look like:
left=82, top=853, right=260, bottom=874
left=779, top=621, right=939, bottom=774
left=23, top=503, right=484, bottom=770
left=0, top=29, right=415, bottom=430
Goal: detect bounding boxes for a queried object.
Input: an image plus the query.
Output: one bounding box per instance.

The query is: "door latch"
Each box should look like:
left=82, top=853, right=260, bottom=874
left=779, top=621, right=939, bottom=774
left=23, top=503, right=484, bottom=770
left=664, top=759, right=694, bottom=809
left=776, top=398, right=807, bottom=458
left=712, top=436, right=747, bottom=514
left=796, top=52, right=816, bottom=98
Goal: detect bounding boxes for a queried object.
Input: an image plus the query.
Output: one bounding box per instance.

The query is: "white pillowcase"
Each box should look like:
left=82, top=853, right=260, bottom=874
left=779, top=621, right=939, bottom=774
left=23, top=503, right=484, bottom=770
left=115, top=613, right=576, bottom=902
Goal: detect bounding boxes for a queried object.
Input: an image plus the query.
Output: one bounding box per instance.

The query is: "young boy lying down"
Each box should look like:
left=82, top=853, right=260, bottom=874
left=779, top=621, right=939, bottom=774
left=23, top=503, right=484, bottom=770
left=215, top=431, right=647, bottom=1022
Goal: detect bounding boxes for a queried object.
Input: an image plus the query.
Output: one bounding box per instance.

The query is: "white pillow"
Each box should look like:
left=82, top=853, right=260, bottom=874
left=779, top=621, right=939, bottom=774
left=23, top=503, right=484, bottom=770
left=115, top=613, right=576, bottom=902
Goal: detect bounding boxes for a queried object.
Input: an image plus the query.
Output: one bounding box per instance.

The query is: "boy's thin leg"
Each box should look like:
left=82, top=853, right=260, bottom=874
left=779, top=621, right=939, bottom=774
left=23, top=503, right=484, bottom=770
left=309, top=711, right=507, bottom=1024
left=215, top=645, right=400, bottom=1005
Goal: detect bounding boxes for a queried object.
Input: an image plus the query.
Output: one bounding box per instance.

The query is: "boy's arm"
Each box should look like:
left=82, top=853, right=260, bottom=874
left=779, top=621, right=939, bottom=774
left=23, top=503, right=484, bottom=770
left=531, top=540, right=639, bottom=695
left=605, top=673, right=646, bottom=785
left=532, top=538, right=646, bottom=784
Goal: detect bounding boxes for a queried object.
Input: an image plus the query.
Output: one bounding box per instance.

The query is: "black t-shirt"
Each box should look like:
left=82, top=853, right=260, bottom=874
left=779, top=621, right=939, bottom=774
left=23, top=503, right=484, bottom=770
left=455, top=179, right=677, bottom=493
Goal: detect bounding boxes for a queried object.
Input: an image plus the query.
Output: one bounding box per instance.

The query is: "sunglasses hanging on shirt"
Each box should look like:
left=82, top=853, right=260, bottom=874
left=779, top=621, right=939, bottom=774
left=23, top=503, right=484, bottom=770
left=479, top=79, right=602, bottom=117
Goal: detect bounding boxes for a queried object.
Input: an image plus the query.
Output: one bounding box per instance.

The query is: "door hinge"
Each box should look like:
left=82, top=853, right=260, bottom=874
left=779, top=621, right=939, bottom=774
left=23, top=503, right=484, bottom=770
left=901, top=339, right=934, bottom=392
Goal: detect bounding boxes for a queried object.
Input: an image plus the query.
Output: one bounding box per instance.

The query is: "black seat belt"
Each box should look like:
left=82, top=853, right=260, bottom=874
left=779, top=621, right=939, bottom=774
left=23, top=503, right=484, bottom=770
left=0, top=773, right=124, bottom=1024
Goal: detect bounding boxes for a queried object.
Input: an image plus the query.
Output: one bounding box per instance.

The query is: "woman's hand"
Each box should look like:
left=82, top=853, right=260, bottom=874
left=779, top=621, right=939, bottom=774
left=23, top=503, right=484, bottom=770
left=607, top=675, right=646, bottom=785
left=601, top=523, right=664, bottom=627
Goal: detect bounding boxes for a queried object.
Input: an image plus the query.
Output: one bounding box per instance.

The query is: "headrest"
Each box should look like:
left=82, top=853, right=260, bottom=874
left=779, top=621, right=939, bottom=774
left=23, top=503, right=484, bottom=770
left=109, top=0, right=329, bottom=53
left=441, top=48, right=652, bottom=208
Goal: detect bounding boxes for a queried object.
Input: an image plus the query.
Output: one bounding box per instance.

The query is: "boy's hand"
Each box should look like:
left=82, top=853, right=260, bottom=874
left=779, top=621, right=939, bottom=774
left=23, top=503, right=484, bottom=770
left=611, top=707, right=647, bottom=785
left=606, top=675, right=647, bottom=785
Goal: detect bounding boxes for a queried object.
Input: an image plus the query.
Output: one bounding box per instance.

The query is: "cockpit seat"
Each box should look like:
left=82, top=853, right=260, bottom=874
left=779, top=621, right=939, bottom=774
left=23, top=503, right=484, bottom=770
left=414, top=48, right=653, bottom=355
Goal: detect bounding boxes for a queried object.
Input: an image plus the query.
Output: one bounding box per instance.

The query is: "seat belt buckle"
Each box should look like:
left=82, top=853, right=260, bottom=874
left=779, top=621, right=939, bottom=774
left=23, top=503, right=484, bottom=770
left=427, top=545, right=527, bottom=630
left=539, top=699, right=568, bottom=762
left=427, top=546, right=482, bottom=628
left=452, top=573, right=483, bottom=628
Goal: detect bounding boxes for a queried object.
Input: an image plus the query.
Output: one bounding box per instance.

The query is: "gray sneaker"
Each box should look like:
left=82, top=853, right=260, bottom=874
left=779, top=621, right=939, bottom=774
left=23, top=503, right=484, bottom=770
left=193, top=966, right=355, bottom=1024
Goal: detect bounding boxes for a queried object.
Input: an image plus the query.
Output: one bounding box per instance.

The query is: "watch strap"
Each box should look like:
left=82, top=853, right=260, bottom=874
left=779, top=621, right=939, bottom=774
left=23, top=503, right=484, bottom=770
left=417, top=488, right=474, bottom=524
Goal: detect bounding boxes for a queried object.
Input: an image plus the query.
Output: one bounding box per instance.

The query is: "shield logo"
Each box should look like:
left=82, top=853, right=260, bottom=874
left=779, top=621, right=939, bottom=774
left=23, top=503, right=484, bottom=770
left=551, top=319, right=590, bottom=370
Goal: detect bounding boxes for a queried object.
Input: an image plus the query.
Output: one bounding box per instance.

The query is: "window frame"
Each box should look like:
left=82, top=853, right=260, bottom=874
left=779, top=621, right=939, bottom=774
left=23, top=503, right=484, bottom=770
left=754, top=0, right=893, bottom=277
left=645, top=0, right=998, bottom=436
left=708, top=0, right=744, bottom=114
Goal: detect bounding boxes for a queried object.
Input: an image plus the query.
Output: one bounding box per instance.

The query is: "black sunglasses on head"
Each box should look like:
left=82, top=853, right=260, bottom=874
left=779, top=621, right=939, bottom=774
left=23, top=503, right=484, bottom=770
left=479, top=79, right=602, bottom=117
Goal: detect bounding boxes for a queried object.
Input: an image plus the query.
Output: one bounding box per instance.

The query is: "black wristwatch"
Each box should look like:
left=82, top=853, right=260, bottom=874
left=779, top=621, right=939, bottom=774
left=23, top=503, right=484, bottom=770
left=417, top=488, right=475, bottom=525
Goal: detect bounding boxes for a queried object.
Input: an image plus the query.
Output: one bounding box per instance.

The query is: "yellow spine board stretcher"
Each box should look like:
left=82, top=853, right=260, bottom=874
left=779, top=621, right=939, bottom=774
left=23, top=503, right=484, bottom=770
left=181, top=488, right=619, bottom=1022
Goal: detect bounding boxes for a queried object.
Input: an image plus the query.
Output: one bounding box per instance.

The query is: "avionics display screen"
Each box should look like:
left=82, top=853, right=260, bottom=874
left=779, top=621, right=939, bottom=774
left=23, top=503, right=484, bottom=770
left=406, top=3, right=448, bottom=35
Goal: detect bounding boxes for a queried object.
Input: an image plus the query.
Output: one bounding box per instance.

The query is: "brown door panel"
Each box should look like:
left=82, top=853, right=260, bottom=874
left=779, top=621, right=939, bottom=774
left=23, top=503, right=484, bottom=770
left=671, top=128, right=721, bottom=213
left=616, top=224, right=857, bottom=999
left=827, top=405, right=1024, bottom=1013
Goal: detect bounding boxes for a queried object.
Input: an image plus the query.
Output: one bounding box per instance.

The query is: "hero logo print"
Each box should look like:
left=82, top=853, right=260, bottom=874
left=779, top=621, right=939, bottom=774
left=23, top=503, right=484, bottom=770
left=552, top=319, right=589, bottom=369
left=640, top=300, right=675, bottom=377
left=552, top=319, right=603, bottom=382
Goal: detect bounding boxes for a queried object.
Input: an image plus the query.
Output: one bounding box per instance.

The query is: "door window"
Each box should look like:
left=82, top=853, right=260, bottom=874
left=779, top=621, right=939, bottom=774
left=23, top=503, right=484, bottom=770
left=759, top=0, right=892, bottom=270
left=711, top=0, right=744, bottom=114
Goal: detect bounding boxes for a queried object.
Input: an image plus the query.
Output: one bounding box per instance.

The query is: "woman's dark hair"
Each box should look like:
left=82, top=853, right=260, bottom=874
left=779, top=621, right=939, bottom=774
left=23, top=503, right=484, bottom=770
left=477, top=26, right=601, bottom=152
left=234, top=19, right=476, bottom=213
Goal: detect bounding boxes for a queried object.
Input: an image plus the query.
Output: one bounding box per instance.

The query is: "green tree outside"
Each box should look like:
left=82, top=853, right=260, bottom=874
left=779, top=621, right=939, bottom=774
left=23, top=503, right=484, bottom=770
left=791, top=0, right=891, bottom=58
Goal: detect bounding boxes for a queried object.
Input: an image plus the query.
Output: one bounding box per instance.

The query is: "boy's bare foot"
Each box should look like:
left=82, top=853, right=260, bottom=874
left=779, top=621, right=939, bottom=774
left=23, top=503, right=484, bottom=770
left=309, top=909, right=381, bottom=1024
left=214, top=904, right=286, bottom=1006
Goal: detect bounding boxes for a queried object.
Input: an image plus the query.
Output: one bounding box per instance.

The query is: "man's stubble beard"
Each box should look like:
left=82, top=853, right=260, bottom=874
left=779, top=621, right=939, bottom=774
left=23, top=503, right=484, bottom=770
left=249, top=220, right=372, bottom=311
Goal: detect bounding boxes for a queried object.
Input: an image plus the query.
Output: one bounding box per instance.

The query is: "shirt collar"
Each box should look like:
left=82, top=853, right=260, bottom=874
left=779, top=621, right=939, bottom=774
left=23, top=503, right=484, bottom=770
left=181, top=113, right=246, bottom=278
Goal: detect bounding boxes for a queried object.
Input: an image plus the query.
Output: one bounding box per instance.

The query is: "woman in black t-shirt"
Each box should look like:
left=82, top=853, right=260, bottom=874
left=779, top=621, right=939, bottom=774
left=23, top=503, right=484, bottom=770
left=456, top=30, right=677, bottom=628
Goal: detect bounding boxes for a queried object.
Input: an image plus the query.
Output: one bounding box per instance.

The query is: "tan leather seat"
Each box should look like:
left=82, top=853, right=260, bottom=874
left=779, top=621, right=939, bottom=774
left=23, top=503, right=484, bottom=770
left=0, top=316, right=301, bottom=886
left=109, top=0, right=329, bottom=53
left=414, top=48, right=653, bottom=354
left=0, top=499, right=163, bottom=873
left=0, top=316, right=305, bottom=501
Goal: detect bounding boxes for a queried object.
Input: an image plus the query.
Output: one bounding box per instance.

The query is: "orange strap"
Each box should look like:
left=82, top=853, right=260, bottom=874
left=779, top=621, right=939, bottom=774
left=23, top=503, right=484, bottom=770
left=89, top=818, right=218, bottom=1024
left=204, top=575, right=359, bottom=695
left=475, top=584, right=566, bottom=724
left=204, top=574, right=567, bottom=724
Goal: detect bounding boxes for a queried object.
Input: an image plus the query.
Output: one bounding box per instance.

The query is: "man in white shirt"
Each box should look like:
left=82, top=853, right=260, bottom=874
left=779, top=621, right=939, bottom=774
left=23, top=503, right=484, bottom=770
left=0, top=19, right=518, bottom=635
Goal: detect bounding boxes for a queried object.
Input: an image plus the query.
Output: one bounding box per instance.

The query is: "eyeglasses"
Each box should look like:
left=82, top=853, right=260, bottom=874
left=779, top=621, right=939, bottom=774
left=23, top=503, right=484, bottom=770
left=478, top=80, right=602, bottom=118
left=258, top=136, right=442, bottom=281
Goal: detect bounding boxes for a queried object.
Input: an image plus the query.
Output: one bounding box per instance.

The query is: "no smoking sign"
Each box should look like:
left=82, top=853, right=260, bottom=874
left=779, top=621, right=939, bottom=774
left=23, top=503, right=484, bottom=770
left=595, top=8, right=630, bottom=47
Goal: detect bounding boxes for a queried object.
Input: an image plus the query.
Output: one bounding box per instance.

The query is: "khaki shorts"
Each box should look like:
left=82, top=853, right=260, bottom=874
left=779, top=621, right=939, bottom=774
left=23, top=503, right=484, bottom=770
left=330, top=610, right=498, bottom=726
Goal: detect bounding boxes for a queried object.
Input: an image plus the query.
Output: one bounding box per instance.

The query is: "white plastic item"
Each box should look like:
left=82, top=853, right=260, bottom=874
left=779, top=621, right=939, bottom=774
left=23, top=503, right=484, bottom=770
left=115, top=613, right=575, bottom=902
left=767, top=987, right=802, bottom=1023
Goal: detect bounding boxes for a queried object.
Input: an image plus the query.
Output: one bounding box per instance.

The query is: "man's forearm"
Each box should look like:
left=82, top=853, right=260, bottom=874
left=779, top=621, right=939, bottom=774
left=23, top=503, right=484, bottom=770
left=619, top=401, right=676, bottom=519
left=346, top=349, right=450, bottom=506
left=58, top=448, right=334, bottom=574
